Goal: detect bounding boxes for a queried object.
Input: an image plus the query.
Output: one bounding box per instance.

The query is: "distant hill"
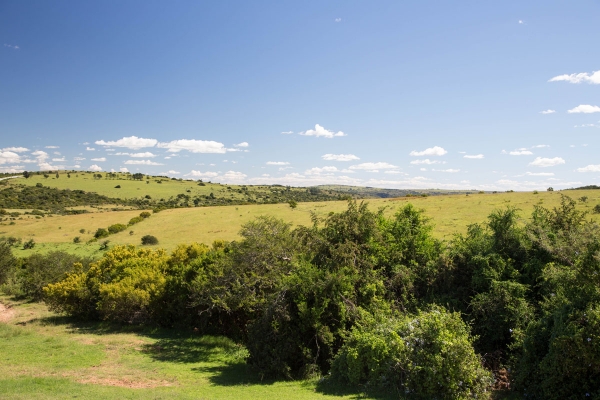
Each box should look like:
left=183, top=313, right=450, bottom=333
left=317, top=185, right=481, bottom=198
left=565, top=185, right=600, bottom=190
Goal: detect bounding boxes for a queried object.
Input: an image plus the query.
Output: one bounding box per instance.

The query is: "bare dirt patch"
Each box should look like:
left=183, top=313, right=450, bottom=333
left=0, top=302, right=16, bottom=323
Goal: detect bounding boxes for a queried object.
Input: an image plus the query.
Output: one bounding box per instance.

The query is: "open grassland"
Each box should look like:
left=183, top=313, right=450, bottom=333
left=2, top=189, right=599, bottom=257
left=0, top=296, right=394, bottom=400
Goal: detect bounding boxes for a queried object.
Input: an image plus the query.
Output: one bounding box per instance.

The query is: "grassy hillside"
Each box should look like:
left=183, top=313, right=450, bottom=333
left=2, top=189, right=599, bottom=257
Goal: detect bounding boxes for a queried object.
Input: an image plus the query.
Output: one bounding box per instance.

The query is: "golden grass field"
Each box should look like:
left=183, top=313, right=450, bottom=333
left=2, top=188, right=599, bottom=256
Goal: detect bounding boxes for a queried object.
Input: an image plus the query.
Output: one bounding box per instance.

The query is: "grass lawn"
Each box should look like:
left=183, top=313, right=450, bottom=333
left=0, top=296, right=396, bottom=400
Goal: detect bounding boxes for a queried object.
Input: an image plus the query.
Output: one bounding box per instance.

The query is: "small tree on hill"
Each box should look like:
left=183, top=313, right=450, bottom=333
left=141, top=235, right=158, bottom=245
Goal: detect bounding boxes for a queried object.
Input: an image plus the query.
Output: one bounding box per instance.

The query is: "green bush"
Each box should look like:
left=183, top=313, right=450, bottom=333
left=23, top=239, right=35, bottom=249
left=331, top=307, right=493, bottom=399
left=107, top=223, right=127, bottom=234
left=0, top=238, right=17, bottom=286
left=139, top=211, right=151, bottom=219
left=141, top=235, right=158, bottom=245
left=128, top=216, right=143, bottom=226
left=21, top=251, right=91, bottom=301
left=94, top=228, right=109, bottom=239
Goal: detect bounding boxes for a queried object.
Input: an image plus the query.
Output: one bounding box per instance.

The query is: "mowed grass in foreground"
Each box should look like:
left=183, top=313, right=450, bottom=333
left=0, top=296, right=392, bottom=400
left=2, top=189, right=599, bottom=256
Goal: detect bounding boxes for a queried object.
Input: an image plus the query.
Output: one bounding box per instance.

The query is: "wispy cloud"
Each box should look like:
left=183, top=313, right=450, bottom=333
left=540, top=109, right=556, bottom=114
left=281, top=131, right=293, bottom=135
left=234, top=142, right=249, bottom=147
left=115, top=152, right=157, bottom=158
left=549, top=70, right=600, bottom=85
left=433, top=169, right=460, bottom=173
left=526, top=172, right=554, bottom=176
left=532, top=144, right=549, bottom=148
left=335, top=18, right=342, bottom=22
left=123, top=160, right=164, bottom=165
left=503, top=148, right=533, bottom=156
left=464, top=154, right=484, bottom=159
left=4, top=44, right=19, bottom=50
left=91, top=157, right=106, bottom=162
left=567, top=105, right=600, bottom=114
left=86, top=147, right=95, bottom=151
left=529, top=157, right=565, bottom=167
left=298, top=124, right=346, bottom=138
left=322, top=153, right=359, bottom=161
left=266, top=161, right=290, bottom=166
left=1, top=147, right=29, bottom=153
left=157, top=139, right=227, bottom=153
left=349, top=162, right=399, bottom=171
left=410, top=159, right=444, bottom=165
left=409, top=146, right=447, bottom=156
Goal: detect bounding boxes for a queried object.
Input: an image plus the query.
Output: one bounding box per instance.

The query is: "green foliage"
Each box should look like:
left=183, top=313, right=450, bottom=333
left=141, top=235, right=158, bottom=245
left=21, top=251, right=91, bottom=301
left=593, top=204, right=600, bottom=214
left=107, top=223, right=127, bottom=234
left=73, top=236, right=81, bottom=243
left=23, top=239, right=35, bottom=249
left=94, top=228, right=109, bottom=239
left=139, top=211, right=151, bottom=219
left=0, top=238, right=17, bottom=286
left=331, top=307, right=493, bottom=399
left=128, top=216, right=143, bottom=225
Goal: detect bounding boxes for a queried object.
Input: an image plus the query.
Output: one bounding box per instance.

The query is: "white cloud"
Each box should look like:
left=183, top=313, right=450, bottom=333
left=567, top=105, right=600, bottom=114
left=322, top=153, right=360, bottom=161
left=73, top=157, right=86, bottom=161
left=384, top=170, right=404, bottom=174
left=299, top=124, right=346, bottom=138
left=157, top=139, right=227, bottom=153
left=4, top=44, right=19, bottom=50
left=464, top=154, right=484, bottom=159
left=218, top=171, right=247, bottom=184
left=115, top=152, right=157, bottom=158
left=540, top=110, right=556, bottom=114
left=234, top=142, right=249, bottom=147
left=88, top=164, right=102, bottom=172
left=433, top=169, right=460, bottom=173
left=266, top=161, right=290, bottom=166
left=532, top=144, right=549, bottom=148
left=120, top=167, right=129, bottom=173
left=504, top=148, right=533, bottom=155
left=123, top=160, right=164, bottom=166
left=91, top=157, right=106, bottom=162
left=185, top=170, right=220, bottom=178
left=349, top=162, right=399, bottom=171
left=167, top=170, right=180, bottom=175
left=574, top=123, right=600, bottom=128
left=549, top=70, right=600, bottom=85
left=518, top=20, right=524, bottom=24
left=576, top=165, right=600, bottom=172
left=409, top=146, right=447, bottom=156
left=410, top=159, right=444, bottom=165
left=96, top=136, right=158, bottom=149
left=45, top=145, right=59, bottom=149
left=86, top=147, right=95, bottom=151
left=281, top=131, right=293, bottom=135
left=526, top=172, right=554, bottom=176
left=529, top=157, right=565, bottom=167
left=52, top=157, right=66, bottom=162
left=0, top=166, right=25, bottom=173
left=0, top=151, right=21, bottom=165
left=2, top=147, right=29, bottom=152
left=335, top=18, right=342, bottom=22
left=305, top=166, right=338, bottom=175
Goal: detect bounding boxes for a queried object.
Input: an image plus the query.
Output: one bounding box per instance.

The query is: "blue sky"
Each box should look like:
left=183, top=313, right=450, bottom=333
left=1, top=0, right=599, bottom=190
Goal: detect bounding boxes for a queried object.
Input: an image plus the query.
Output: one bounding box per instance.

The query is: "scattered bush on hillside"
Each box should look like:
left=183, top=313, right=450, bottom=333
left=141, top=235, right=158, bottom=245
left=140, top=211, right=151, bottom=219
left=594, top=204, right=600, bottom=214
left=107, top=223, right=127, bottom=234
left=94, top=228, right=109, bottom=239
left=128, top=216, right=143, bottom=226
left=23, top=239, right=35, bottom=249
left=73, top=236, right=81, bottom=243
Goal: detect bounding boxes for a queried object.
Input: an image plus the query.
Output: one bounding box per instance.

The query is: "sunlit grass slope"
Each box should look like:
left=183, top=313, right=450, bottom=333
left=2, top=189, right=599, bottom=257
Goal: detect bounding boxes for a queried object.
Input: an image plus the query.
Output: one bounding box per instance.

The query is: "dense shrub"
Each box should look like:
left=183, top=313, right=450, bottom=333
left=139, top=211, right=151, bottom=219
left=44, top=246, right=169, bottom=322
left=21, top=251, right=91, bottom=301
left=0, top=238, right=17, bottom=286
left=141, top=235, right=158, bottom=245
left=331, top=307, right=493, bottom=398
left=94, top=228, right=109, bottom=239
left=23, top=239, right=35, bottom=249
left=107, top=223, right=127, bottom=234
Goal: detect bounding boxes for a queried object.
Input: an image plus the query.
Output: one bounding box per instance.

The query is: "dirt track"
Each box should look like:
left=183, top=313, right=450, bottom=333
left=0, top=302, right=15, bottom=323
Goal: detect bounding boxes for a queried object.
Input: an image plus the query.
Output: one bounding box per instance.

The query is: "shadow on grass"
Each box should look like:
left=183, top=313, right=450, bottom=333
left=31, top=313, right=398, bottom=398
